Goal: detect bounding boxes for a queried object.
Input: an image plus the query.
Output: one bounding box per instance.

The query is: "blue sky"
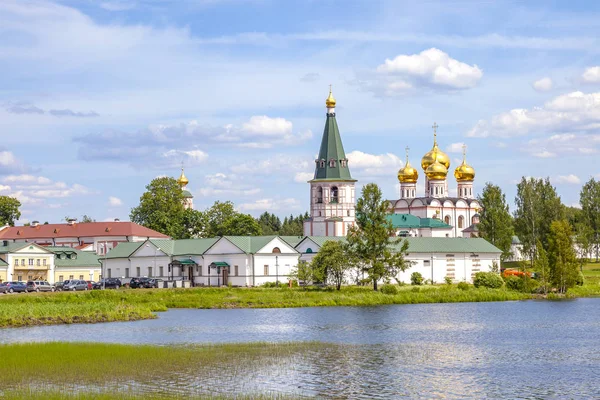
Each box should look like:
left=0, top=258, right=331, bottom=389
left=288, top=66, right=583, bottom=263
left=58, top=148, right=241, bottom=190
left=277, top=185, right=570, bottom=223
left=1, top=0, right=600, bottom=223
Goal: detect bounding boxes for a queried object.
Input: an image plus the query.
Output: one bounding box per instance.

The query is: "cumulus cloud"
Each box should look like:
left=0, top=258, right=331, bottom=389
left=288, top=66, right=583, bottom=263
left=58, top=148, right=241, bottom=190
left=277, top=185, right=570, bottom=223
left=0, top=175, right=90, bottom=206
left=0, top=150, right=29, bottom=174
left=555, top=174, right=581, bottom=184
left=196, top=173, right=261, bottom=198
left=582, top=67, right=600, bottom=83
left=372, top=48, right=483, bottom=95
left=294, top=172, right=314, bottom=183
left=446, top=142, right=466, bottom=153
left=467, top=91, right=600, bottom=138
left=346, top=151, right=403, bottom=176
left=237, top=198, right=301, bottom=214
left=49, top=109, right=99, bottom=118
left=533, top=77, right=553, bottom=92
left=108, top=196, right=123, bottom=206
left=525, top=133, right=600, bottom=157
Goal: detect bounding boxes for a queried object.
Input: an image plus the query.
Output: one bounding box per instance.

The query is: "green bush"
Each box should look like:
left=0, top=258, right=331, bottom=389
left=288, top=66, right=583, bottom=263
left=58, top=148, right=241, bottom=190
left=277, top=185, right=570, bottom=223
left=457, top=281, right=471, bottom=291
left=504, top=275, right=540, bottom=293
left=411, top=272, right=424, bottom=286
left=380, top=284, right=399, bottom=295
left=576, top=271, right=585, bottom=286
left=444, top=276, right=452, bottom=285
left=473, top=272, right=504, bottom=289
left=411, top=286, right=420, bottom=293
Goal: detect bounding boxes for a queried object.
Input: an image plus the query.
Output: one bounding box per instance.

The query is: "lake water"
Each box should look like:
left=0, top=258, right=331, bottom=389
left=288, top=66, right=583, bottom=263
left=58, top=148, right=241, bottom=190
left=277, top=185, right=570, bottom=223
left=3, top=299, right=600, bottom=398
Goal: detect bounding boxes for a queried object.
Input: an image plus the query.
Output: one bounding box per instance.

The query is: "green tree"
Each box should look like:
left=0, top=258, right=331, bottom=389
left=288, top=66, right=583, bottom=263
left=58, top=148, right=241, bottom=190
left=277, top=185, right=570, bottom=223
left=289, top=260, right=318, bottom=289
left=257, top=212, right=281, bottom=235
left=514, top=177, right=564, bottom=266
left=223, top=214, right=262, bottom=236
left=0, top=196, right=21, bottom=226
left=130, top=177, right=185, bottom=238
left=580, top=178, right=600, bottom=261
left=310, top=240, right=351, bottom=290
left=574, top=222, right=593, bottom=268
left=280, top=214, right=305, bottom=236
left=547, top=220, right=579, bottom=293
left=81, top=215, right=95, bottom=223
left=534, top=239, right=549, bottom=295
left=346, top=183, right=409, bottom=290
left=477, top=183, right=514, bottom=261
left=181, top=209, right=208, bottom=239
left=205, top=201, right=237, bottom=237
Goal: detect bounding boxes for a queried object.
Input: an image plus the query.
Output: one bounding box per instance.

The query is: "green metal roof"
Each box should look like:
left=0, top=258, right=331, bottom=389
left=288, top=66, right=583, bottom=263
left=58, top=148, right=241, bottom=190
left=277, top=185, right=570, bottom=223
left=398, top=237, right=501, bottom=254
left=173, top=258, right=197, bottom=265
left=279, top=236, right=305, bottom=248
left=222, top=236, right=281, bottom=254
left=512, top=235, right=521, bottom=244
left=0, top=258, right=7, bottom=267
left=54, top=249, right=101, bottom=268
left=105, top=242, right=144, bottom=259
left=0, top=242, right=49, bottom=254
left=210, top=261, right=229, bottom=267
left=386, top=214, right=451, bottom=229
left=171, top=238, right=219, bottom=256
left=182, top=190, right=193, bottom=198
left=312, top=113, right=355, bottom=182
left=148, top=239, right=175, bottom=255
left=303, top=236, right=347, bottom=247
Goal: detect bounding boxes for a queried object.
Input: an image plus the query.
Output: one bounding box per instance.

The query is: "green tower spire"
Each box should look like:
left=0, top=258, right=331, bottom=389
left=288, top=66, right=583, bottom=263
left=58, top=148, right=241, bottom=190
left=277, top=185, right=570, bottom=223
left=311, top=88, right=356, bottom=182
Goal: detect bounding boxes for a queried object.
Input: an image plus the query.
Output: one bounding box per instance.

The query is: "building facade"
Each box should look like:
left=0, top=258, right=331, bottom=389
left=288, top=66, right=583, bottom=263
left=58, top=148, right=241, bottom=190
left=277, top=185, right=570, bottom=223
left=303, top=89, right=356, bottom=237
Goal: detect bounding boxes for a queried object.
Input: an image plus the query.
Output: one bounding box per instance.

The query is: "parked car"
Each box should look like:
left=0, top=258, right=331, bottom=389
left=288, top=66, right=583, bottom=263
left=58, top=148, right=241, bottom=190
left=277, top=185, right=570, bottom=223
left=26, top=280, right=55, bottom=292
left=93, top=278, right=122, bottom=290
left=0, top=282, right=9, bottom=294
left=5, top=281, right=28, bottom=293
left=85, top=281, right=95, bottom=290
left=145, top=278, right=164, bottom=289
left=129, top=278, right=151, bottom=289
left=63, top=280, right=89, bottom=291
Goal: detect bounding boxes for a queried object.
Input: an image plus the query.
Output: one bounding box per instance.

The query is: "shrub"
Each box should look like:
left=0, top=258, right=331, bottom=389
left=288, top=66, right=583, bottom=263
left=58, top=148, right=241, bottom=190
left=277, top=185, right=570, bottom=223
left=411, top=272, right=424, bottom=286
left=380, top=284, right=399, bottom=295
left=411, top=286, right=420, bottom=293
left=576, top=271, right=585, bottom=286
left=457, top=281, right=471, bottom=291
left=473, top=272, right=504, bottom=289
left=504, top=275, right=522, bottom=291
left=504, top=275, right=540, bottom=293
left=444, top=276, right=452, bottom=285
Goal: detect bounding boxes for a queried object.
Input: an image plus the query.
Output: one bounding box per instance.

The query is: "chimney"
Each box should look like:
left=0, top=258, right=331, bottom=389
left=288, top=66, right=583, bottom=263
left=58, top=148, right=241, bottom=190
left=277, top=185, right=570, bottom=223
left=31, top=221, right=39, bottom=227
left=67, top=218, right=77, bottom=226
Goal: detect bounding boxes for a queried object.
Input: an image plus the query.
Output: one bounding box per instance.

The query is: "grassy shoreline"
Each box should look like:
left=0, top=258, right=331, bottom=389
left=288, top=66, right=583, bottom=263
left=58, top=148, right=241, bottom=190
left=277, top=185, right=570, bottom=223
left=0, top=282, right=597, bottom=328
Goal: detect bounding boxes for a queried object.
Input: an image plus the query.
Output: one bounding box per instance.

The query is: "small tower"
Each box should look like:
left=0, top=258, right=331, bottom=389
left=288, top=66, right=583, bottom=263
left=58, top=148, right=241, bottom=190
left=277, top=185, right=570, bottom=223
left=304, top=86, right=357, bottom=237
left=177, top=166, right=194, bottom=210
left=398, top=146, right=418, bottom=199
left=421, top=123, right=450, bottom=198
left=454, top=145, right=475, bottom=199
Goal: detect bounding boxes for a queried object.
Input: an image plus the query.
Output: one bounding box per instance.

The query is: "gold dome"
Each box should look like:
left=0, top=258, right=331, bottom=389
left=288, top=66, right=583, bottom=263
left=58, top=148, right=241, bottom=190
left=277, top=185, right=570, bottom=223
left=177, top=167, right=189, bottom=187
left=425, top=159, right=448, bottom=180
left=454, top=145, right=475, bottom=182
left=421, top=123, right=450, bottom=171
left=398, top=160, right=419, bottom=183
left=325, top=86, right=336, bottom=108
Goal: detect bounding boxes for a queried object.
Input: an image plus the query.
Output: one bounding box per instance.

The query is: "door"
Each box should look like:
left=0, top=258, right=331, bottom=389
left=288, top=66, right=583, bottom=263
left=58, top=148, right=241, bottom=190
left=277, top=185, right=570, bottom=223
left=222, top=269, right=228, bottom=286
left=188, top=266, right=194, bottom=287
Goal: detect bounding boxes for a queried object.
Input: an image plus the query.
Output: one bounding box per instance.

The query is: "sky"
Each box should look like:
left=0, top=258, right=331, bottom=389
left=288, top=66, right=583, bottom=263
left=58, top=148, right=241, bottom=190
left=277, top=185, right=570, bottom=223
left=1, top=0, right=600, bottom=224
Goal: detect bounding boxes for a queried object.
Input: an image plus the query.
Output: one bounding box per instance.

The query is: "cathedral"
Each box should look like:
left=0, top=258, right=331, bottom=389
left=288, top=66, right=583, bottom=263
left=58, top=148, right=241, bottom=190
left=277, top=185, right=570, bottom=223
left=303, top=90, right=480, bottom=239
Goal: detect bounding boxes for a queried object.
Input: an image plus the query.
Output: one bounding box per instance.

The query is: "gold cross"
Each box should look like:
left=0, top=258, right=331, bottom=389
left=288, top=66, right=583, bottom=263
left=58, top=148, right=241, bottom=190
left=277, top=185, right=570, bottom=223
left=329, top=84, right=332, bottom=93
left=405, top=146, right=410, bottom=161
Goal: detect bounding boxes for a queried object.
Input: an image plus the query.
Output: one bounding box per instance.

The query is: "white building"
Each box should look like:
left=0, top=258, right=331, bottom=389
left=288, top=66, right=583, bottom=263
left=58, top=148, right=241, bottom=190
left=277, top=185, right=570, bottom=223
left=391, top=127, right=480, bottom=238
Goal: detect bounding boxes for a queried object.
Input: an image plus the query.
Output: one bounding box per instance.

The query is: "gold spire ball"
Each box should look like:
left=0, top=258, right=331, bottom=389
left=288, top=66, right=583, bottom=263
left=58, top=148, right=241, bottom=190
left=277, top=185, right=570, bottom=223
left=454, top=144, right=475, bottom=181
left=398, top=146, right=419, bottom=183
left=326, top=84, right=336, bottom=108
left=425, top=158, right=448, bottom=180
left=421, top=122, right=450, bottom=171
left=177, top=166, right=189, bottom=187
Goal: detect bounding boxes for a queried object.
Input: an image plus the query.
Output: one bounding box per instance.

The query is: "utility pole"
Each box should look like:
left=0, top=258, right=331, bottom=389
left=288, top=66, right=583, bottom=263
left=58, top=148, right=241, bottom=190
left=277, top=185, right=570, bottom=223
left=276, top=255, right=279, bottom=285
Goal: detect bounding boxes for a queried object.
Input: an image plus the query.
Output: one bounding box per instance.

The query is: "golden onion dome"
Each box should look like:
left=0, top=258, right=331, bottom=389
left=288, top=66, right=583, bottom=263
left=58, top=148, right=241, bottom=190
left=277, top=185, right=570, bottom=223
left=325, top=86, right=336, bottom=108
left=454, top=146, right=475, bottom=182
left=177, top=168, right=189, bottom=187
left=425, top=159, right=448, bottom=180
left=398, top=160, right=419, bottom=183
left=421, top=123, right=450, bottom=171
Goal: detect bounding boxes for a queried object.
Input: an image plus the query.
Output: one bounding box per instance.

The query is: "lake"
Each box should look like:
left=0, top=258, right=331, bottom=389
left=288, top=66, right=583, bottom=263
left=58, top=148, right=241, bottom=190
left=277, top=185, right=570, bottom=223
left=3, top=298, right=600, bottom=398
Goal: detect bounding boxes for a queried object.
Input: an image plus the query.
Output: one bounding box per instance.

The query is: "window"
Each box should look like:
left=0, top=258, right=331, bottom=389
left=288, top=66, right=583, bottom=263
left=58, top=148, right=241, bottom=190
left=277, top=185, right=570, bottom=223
left=107, top=269, right=112, bottom=278
left=21, top=259, right=25, bottom=266
left=125, top=268, right=130, bottom=278
left=423, top=260, right=430, bottom=266
left=13, top=259, right=18, bottom=266
left=329, top=159, right=336, bottom=168
left=136, top=267, right=140, bottom=277
left=198, top=265, right=202, bottom=276
left=264, top=265, right=269, bottom=276
left=347, top=210, right=350, bottom=217
left=317, top=187, right=323, bottom=204
left=272, top=247, right=281, bottom=254
left=472, top=215, right=478, bottom=225
left=148, top=267, right=153, bottom=278
left=458, top=216, right=464, bottom=229
left=444, top=216, right=450, bottom=225
left=234, top=265, right=239, bottom=276
left=43, top=259, right=47, bottom=266
left=319, top=159, right=325, bottom=168
left=159, top=266, right=164, bottom=277
left=17, top=275, right=22, bottom=281
left=79, top=275, right=84, bottom=280
left=306, top=248, right=313, bottom=254
left=341, top=159, right=347, bottom=167
left=59, top=275, right=63, bottom=282
left=69, top=275, right=74, bottom=280
left=28, top=275, right=32, bottom=280
left=331, top=186, right=338, bottom=203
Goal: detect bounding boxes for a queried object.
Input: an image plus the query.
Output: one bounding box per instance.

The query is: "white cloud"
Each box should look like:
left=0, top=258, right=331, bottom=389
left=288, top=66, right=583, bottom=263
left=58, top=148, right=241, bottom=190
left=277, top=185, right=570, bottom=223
left=467, top=91, right=600, bottom=138
left=230, top=155, right=311, bottom=176
left=100, top=1, right=136, bottom=11
left=534, top=150, right=557, bottom=158
left=446, top=142, right=465, bottom=153
left=196, top=173, right=261, bottom=198
left=294, top=172, right=314, bottom=183
left=525, top=133, right=600, bottom=157
left=242, top=116, right=293, bottom=136
left=237, top=198, right=301, bottom=214
left=555, top=174, right=581, bottom=184
left=582, top=67, right=600, bottom=83
left=533, top=77, right=553, bottom=92
left=0, top=175, right=91, bottom=204
left=108, top=196, right=123, bottom=206
left=376, top=48, right=483, bottom=91
left=347, top=151, right=403, bottom=176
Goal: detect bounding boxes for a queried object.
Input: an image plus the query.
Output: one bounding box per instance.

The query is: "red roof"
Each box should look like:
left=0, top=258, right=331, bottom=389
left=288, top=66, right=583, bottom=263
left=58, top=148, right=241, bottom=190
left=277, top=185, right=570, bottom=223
left=0, top=222, right=169, bottom=240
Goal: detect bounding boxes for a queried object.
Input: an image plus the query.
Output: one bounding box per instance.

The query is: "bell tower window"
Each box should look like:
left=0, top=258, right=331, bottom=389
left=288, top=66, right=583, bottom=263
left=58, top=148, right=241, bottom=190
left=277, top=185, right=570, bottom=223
left=331, top=186, right=339, bottom=203
left=319, top=159, right=326, bottom=168
left=316, top=187, right=323, bottom=204
left=329, top=159, right=336, bottom=168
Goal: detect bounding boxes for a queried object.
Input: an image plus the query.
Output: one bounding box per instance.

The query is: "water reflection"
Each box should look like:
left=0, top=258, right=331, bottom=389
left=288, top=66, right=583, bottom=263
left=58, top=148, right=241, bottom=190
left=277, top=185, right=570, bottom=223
left=2, top=299, right=600, bottom=398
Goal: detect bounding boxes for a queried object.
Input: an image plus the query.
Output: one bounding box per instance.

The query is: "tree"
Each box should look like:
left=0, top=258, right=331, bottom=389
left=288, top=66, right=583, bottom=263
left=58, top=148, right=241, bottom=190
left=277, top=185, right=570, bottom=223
left=181, top=209, right=208, bottom=239
left=205, top=201, right=237, bottom=237
left=310, top=240, right=351, bottom=290
left=574, top=222, right=593, bottom=268
left=547, top=220, right=579, bottom=293
left=580, top=178, right=600, bottom=261
left=346, top=183, right=409, bottom=290
left=534, top=240, right=549, bottom=295
left=0, top=196, right=21, bottom=226
left=81, top=215, right=95, bottom=223
left=477, top=183, right=514, bottom=261
left=514, top=177, right=564, bottom=266
left=130, top=177, right=185, bottom=238
left=223, top=214, right=262, bottom=236
left=257, top=212, right=281, bottom=235
left=289, top=260, right=318, bottom=289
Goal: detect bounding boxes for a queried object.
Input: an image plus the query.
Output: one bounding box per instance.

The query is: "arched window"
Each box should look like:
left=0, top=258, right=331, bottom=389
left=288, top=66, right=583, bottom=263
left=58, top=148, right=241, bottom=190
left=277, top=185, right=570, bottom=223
left=472, top=215, right=479, bottom=225
left=317, top=187, right=323, bottom=203
left=319, top=159, right=326, bottom=168
left=329, top=159, right=336, bottom=168
left=306, top=248, right=313, bottom=254
left=331, top=186, right=339, bottom=203
left=458, top=216, right=464, bottom=229
left=272, top=247, right=281, bottom=253
left=444, top=215, right=450, bottom=225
